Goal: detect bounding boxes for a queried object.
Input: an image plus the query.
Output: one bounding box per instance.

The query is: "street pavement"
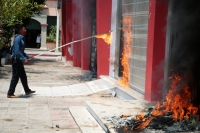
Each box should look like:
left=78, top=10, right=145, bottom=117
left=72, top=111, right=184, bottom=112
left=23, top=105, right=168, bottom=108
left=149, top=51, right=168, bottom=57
left=0, top=56, right=119, bottom=133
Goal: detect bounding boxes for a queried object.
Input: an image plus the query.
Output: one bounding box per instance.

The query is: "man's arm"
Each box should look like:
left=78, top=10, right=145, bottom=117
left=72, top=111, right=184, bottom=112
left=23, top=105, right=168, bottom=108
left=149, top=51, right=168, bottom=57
left=13, top=36, right=27, bottom=61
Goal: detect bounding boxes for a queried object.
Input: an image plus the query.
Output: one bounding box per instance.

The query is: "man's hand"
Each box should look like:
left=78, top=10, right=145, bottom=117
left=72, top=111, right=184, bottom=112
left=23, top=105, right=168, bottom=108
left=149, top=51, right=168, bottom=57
left=29, top=55, right=34, bottom=60
left=24, top=60, right=28, bottom=65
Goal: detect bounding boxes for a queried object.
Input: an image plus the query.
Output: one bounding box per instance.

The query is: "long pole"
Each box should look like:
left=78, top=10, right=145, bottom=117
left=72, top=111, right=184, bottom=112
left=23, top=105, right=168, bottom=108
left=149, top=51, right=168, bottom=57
left=32, top=35, right=96, bottom=58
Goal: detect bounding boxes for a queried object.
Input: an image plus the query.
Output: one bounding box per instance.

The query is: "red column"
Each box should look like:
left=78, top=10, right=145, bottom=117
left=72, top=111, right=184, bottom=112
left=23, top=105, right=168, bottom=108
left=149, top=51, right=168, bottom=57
left=62, top=0, right=73, bottom=61
left=61, top=0, right=66, bottom=57
left=96, top=0, right=112, bottom=77
left=145, top=0, right=168, bottom=101
left=80, top=0, right=92, bottom=70
left=72, top=0, right=81, bottom=67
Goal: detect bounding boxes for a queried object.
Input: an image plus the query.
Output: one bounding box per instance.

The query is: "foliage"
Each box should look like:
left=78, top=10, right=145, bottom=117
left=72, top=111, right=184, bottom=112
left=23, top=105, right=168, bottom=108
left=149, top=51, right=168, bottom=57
left=0, top=0, right=45, bottom=41
left=46, top=25, right=57, bottom=42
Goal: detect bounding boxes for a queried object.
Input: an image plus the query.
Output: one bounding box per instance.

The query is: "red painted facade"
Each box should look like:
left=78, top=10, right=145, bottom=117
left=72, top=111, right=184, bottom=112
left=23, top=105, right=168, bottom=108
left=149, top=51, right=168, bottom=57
left=61, top=0, right=73, bottom=61
left=96, top=0, right=112, bottom=77
left=61, top=0, right=112, bottom=76
left=72, top=0, right=81, bottom=67
left=145, top=0, right=168, bottom=101
left=61, top=0, right=169, bottom=102
left=80, top=0, right=92, bottom=70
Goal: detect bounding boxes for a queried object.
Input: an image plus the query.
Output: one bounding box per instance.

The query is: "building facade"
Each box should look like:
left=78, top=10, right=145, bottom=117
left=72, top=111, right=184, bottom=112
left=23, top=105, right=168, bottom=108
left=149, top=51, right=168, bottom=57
left=61, top=0, right=169, bottom=102
left=26, top=0, right=61, bottom=49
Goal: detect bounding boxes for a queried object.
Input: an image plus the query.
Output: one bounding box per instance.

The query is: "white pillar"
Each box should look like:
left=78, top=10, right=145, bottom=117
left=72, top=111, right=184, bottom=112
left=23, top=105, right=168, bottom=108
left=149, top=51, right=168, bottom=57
left=109, top=0, right=119, bottom=78
left=56, top=9, right=60, bottom=52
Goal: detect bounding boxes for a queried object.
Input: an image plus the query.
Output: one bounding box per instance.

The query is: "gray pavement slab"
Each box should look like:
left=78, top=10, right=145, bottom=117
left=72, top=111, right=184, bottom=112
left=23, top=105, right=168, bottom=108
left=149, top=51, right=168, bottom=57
left=85, top=79, right=116, bottom=93
left=69, top=83, right=92, bottom=96
left=51, top=86, right=72, bottom=96
left=69, top=106, right=105, bottom=133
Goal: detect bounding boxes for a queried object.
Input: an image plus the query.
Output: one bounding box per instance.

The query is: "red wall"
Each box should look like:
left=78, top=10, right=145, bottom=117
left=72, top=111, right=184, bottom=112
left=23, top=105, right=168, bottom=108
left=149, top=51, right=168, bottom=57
left=72, top=0, right=81, bottom=67
left=145, top=0, right=168, bottom=101
left=80, top=0, right=92, bottom=70
left=96, top=0, right=112, bottom=77
left=62, top=0, right=73, bottom=61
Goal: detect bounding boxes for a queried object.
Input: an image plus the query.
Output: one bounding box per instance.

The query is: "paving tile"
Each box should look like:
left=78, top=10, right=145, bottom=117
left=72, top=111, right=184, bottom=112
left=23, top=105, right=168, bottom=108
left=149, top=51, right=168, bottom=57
left=29, top=106, right=49, bottom=111
left=9, top=103, right=29, bottom=107
left=29, top=100, right=48, bottom=104
left=0, top=114, right=5, bottom=119
left=51, top=114, right=72, bottom=121
left=51, top=86, right=72, bottom=96
left=69, top=83, right=92, bottom=96
left=0, top=128, right=28, bottom=133
left=10, top=98, right=30, bottom=103
left=0, top=102, right=9, bottom=107
left=0, top=107, right=7, bottom=114
left=69, top=106, right=104, bottom=133
left=66, top=102, right=85, bottom=108
left=28, top=119, right=53, bottom=129
left=52, top=119, right=78, bottom=129
left=29, top=104, right=48, bottom=108
left=5, top=114, right=28, bottom=120
left=48, top=105, right=68, bottom=109
left=21, top=87, right=52, bottom=97
left=29, top=114, right=51, bottom=119
left=28, top=129, right=55, bottom=133
left=50, top=109, right=70, bottom=116
left=53, top=129, right=81, bottom=133
left=85, top=79, right=116, bottom=93
left=2, top=118, right=28, bottom=128
left=7, top=107, right=28, bottom=114
left=0, top=98, right=10, bottom=103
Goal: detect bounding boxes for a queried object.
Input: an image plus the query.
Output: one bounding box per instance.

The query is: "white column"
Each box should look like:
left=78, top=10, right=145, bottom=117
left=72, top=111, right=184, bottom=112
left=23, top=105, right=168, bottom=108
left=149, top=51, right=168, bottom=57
left=40, top=24, right=48, bottom=50
left=56, top=9, right=60, bottom=52
left=109, top=0, right=119, bottom=78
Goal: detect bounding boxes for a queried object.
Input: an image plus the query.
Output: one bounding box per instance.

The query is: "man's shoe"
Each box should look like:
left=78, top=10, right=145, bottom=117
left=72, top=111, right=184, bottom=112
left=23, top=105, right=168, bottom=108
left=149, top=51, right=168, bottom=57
left=7, top=94, right=18, bottom=98
left=26, top=90, right=36, bottom=95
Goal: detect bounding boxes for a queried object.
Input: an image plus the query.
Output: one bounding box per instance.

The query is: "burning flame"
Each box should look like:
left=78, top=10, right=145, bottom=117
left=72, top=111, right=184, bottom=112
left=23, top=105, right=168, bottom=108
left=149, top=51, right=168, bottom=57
left=152, top=75, right=198, bottom=121
left=95, top=31, right=112, bottom=45
left=118, top=16, right=133, bottom=88
left=134, top=74, right=199, bottom=129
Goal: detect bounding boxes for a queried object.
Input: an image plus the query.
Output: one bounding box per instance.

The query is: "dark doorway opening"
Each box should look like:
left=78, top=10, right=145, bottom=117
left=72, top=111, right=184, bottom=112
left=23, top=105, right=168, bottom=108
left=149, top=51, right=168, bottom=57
left=25, top=19, right=41, bottom=48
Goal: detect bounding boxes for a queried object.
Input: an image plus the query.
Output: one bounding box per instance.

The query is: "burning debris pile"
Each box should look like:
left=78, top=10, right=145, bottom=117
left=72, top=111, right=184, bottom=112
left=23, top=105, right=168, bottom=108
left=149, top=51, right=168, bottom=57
left=105, top=111, right=200, bottom=133
left=105, top=75, right=200, bottom=132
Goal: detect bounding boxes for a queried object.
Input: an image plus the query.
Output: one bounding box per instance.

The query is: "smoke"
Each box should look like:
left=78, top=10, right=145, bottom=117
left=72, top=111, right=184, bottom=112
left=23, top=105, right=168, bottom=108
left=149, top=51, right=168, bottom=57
left=71, top=0, right=95, bottom=37
left=168, top=0, right=200, bottom=106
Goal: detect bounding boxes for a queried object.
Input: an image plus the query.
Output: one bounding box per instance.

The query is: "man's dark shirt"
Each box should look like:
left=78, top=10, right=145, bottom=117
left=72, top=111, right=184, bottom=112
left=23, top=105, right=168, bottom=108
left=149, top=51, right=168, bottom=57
left=12, top=34, right=29, bottom=61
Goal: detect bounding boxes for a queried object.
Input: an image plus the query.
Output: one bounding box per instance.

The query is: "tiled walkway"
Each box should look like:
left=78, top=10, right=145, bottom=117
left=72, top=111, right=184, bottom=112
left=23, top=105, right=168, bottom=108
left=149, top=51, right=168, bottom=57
left=0, top=56, right=119, bottom=133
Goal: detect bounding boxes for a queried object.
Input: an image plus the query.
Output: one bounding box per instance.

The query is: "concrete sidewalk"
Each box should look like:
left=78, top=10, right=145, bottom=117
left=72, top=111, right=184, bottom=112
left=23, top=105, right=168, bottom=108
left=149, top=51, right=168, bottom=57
left=0, top=56, right=120, bottom=133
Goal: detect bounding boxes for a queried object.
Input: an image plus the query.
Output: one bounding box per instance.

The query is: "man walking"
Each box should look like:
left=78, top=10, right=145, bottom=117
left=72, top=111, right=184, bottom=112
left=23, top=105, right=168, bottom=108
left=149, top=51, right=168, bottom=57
left=7, top=25, right=35, bottom=98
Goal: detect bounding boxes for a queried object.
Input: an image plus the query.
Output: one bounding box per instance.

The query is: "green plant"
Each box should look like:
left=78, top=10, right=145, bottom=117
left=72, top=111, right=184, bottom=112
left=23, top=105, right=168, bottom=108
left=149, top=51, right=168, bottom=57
left=0, top=0, right=45, bottom=43
left=46, top=25, right=56, bottom=42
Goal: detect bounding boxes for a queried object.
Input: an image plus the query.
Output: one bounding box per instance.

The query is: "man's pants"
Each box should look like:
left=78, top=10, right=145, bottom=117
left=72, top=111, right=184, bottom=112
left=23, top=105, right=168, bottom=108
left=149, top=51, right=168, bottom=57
left=8, top=59, right=31, bottom=95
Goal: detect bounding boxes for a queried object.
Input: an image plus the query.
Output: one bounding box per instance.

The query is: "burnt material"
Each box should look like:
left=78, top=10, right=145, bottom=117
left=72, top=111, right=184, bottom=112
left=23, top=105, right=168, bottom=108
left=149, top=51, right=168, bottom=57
left=114, top=113, right=200, bottom=133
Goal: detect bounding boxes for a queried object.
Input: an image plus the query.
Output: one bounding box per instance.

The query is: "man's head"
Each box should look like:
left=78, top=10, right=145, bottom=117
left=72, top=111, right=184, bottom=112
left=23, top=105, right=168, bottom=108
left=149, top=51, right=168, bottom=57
left=16, top=25, right=27, bottom=36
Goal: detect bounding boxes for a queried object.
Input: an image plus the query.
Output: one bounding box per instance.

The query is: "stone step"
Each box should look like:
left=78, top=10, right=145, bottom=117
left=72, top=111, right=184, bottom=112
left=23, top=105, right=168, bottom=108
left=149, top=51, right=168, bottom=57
left=99, top=75, right=144, bottom=100
left=69, top=106, right=105, bottom=133
left=85, top=100, right=149, bottom=133
left=20, top=79, right=116, bottom=97
left=85, top=79, right=117, bottom=93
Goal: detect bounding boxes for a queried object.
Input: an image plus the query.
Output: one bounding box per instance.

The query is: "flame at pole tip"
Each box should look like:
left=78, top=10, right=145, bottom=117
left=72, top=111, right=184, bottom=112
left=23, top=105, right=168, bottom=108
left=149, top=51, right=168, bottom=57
left=95, top=30, right=113, bottom=45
